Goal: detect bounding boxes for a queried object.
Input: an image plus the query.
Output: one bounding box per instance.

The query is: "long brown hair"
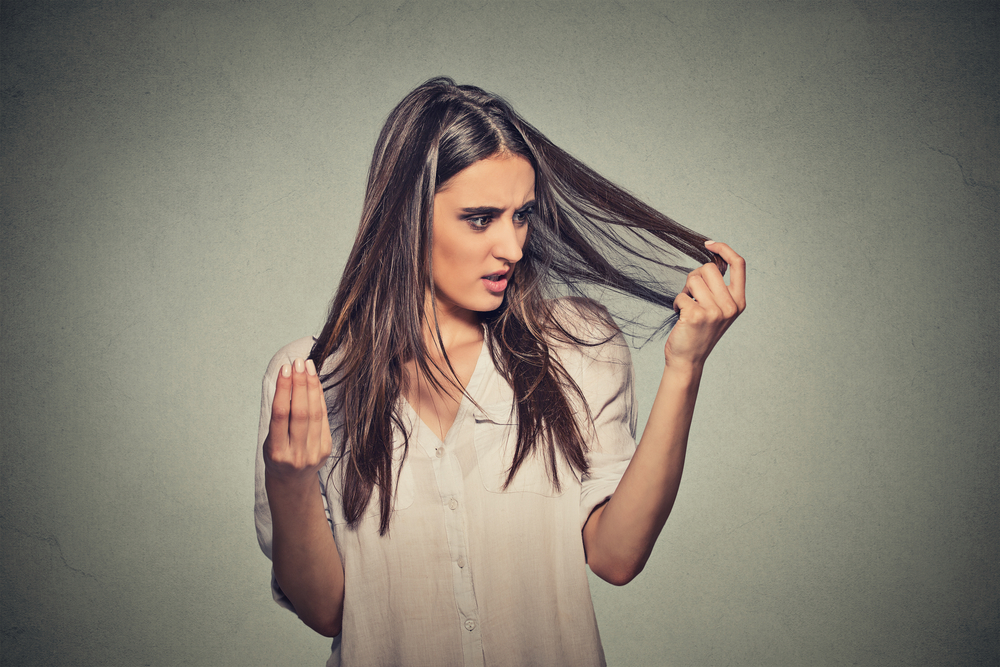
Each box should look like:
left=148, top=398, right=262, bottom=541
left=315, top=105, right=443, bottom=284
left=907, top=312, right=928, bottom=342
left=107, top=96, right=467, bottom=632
left=310, top=78, right=722, bottom=534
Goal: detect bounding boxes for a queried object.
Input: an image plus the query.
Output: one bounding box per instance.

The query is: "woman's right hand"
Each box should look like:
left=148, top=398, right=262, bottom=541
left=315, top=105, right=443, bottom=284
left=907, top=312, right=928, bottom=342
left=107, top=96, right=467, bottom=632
left=263, top=358, right=333, bottom=484
left=262, top=357, right=344, bottom=637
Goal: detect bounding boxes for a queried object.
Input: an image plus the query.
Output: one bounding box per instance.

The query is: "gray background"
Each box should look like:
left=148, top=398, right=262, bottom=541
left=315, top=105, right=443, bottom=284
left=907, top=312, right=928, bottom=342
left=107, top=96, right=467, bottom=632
left=2, top=1, right=997, bottom=665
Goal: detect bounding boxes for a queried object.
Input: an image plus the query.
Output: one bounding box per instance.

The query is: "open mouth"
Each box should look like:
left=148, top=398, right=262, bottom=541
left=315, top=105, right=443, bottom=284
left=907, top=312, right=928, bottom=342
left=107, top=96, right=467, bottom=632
left=482, top=271, right=509, bottom=293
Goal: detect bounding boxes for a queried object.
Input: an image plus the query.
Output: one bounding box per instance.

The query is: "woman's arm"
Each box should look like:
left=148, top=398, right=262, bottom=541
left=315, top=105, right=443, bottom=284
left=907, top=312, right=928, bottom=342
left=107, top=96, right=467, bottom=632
left=263, top=358, right=345, bottom=636
left=583, top=241, right=746, bottom=585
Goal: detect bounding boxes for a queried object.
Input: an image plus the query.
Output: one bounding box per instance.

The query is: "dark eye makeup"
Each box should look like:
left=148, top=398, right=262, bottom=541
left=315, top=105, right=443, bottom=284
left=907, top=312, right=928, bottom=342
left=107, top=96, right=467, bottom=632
left=461, top=201, right=535, bottom=231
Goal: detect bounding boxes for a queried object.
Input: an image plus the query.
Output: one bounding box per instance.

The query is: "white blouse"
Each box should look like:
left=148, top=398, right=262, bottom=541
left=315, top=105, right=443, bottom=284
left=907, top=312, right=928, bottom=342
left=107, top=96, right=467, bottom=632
left=255, top=302, right=637, bottom=667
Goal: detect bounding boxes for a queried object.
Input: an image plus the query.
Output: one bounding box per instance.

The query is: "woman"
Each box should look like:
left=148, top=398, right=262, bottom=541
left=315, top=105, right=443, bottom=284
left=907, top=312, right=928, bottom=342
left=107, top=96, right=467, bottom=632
left=255, top=77, right=745, bottom=666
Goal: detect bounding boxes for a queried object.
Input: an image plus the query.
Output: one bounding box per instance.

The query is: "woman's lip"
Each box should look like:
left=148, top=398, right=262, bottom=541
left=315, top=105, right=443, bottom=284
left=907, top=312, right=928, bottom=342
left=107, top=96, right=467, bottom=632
left=482, top=276, right=508, bottom=293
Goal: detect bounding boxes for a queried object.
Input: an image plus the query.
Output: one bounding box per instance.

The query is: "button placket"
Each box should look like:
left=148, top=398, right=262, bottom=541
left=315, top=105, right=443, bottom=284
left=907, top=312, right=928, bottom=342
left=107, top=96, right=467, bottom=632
left=421, top=410, right=482, bottom=666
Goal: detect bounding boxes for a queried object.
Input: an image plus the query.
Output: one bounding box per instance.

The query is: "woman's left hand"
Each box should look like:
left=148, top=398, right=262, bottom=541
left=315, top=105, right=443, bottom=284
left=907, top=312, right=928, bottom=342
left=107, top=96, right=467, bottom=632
left=663, top=241, right=746, bottom=368
left=585, top=240, right=745, bottom=585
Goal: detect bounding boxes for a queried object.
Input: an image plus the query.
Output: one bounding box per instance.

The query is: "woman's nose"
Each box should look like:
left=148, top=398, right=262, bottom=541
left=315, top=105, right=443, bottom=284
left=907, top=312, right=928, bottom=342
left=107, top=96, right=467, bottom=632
left=492, top=218, right=524, bottom=263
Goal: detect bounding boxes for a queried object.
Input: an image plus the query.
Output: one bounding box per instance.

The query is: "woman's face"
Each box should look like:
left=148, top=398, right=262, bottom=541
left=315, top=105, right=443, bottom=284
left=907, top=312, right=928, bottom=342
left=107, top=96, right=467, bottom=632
left=430, top=154, right=534, bottom=320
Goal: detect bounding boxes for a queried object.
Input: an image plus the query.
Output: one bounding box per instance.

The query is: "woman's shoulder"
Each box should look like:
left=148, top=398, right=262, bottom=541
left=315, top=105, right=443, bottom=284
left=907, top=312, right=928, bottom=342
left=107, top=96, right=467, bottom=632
left=544, top=297, right=633, bottom=377
left=546, top=296, right=621, bottom=344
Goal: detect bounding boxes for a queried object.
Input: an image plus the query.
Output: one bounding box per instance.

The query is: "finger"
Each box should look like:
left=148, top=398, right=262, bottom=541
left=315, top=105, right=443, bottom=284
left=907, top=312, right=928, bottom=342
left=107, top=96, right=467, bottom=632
left=288, top=358, right=310, bottom=448
left=705, top=241, right=746, bottom=310
left=672, top=290, right=697, bottom=314
left=305, top=359, right=329, bottom=459
left=674, top=267, right=706, bottom=310
left=692, top=263, right=740, bottom=318
left=268, top=363, right=293, bottom=447
left=683, top=273, right=724, bottom=320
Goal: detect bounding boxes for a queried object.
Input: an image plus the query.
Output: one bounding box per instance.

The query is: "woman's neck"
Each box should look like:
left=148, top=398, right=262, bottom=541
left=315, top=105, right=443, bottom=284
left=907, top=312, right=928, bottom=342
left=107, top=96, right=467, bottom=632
left=422, top=294, right=483, bottom=355
left=402, top=295, right=486, bottom=441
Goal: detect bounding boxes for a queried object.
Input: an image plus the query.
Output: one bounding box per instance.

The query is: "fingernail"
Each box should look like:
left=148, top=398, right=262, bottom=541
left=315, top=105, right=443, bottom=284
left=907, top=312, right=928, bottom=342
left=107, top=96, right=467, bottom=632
left=280, top=364, right=291, bottom=378
left=305, top=359, right=317, bottom=376
left=705, top=240, right=715, bottom=246
left=294, top=358, right=305, bottom=373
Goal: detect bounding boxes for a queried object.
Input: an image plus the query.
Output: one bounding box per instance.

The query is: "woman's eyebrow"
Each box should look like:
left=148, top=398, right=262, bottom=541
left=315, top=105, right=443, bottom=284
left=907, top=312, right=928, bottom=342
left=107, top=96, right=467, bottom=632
left=460, top=206, right=503, bottom=216
left=460, top=200, right=536, bottom=216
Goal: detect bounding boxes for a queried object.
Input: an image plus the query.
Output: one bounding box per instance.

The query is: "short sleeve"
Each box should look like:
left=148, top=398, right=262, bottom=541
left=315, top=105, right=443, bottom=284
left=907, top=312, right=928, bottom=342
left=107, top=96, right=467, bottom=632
left=254, top=336, right=327, bottom=611
left=547, top=298, right=639, bottom=529
left=575, top=327, right=638, bottom=529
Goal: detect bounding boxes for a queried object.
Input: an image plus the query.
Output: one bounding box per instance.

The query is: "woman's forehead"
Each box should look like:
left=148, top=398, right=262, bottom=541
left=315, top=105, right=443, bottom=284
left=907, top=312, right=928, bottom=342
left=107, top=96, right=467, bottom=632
left=435, top=155, right=535, bottom=205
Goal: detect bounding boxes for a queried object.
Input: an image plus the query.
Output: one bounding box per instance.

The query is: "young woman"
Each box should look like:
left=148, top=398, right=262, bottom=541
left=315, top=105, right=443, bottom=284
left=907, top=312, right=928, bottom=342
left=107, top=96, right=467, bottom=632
left=255, top=78, right=745, bottom=667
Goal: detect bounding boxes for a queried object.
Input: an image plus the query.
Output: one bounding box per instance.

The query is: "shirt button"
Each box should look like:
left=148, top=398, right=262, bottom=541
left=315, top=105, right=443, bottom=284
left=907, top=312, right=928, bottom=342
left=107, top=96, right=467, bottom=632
left=435, top=447, right=444, bottom=458
left=457, top=556, right=466, bottom=568
left=448, top=498, right=458, bottom=510
left=464, top=619, right=476, bottom=631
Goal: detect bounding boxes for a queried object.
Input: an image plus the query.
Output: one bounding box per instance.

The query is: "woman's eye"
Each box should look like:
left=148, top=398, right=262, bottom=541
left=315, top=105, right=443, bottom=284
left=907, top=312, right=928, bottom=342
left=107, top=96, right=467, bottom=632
left=468, top=216, right=491, bottom=229
left=513, top=207, right=533, bottom=225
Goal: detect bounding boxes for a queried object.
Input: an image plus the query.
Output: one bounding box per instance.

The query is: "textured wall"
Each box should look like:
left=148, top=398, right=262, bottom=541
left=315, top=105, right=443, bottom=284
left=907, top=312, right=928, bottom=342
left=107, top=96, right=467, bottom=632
left=2, top=1, right=997, bottom=665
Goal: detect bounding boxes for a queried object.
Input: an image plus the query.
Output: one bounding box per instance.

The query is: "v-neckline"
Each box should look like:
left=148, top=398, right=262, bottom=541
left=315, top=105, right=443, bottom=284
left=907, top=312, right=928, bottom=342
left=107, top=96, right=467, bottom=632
left=402, top=332, right=490, bottom=447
